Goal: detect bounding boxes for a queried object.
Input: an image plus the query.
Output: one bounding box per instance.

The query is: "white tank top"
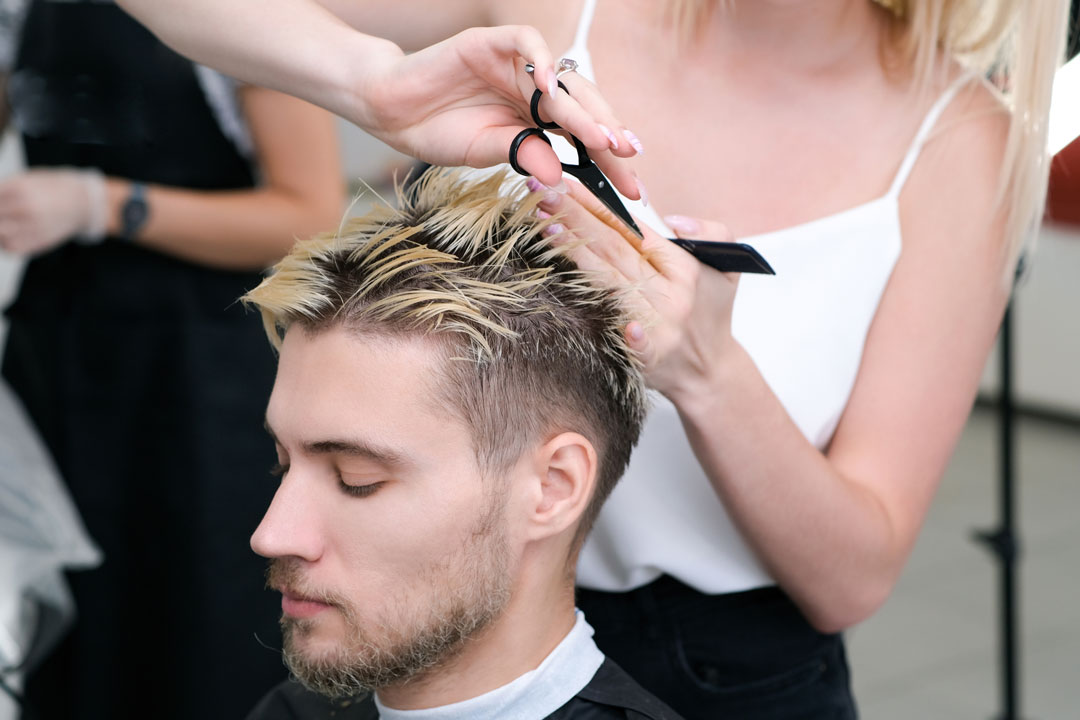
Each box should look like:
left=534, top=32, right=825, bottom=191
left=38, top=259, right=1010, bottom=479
left=561, top=0, right=975, bottom=593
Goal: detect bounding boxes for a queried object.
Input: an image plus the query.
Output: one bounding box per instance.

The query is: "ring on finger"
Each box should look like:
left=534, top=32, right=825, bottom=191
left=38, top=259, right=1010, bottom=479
left=555, top=57, right=578, bottom=78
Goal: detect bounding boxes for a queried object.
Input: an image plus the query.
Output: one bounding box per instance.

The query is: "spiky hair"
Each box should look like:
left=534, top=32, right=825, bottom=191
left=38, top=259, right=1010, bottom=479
left=244, top=168, right=647, bottom=538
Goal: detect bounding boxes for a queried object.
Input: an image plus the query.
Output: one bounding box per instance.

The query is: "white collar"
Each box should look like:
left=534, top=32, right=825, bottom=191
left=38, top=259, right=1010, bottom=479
left=374, top=610, right=604, bottom=720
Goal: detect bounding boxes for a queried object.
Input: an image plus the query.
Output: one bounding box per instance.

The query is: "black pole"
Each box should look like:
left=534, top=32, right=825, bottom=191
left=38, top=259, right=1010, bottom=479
left=974, top=300, right=1021, bottom=720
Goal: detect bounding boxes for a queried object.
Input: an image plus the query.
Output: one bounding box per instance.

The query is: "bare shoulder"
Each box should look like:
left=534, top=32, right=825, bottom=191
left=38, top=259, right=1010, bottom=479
left=900, top=71, right=1012, bottom=258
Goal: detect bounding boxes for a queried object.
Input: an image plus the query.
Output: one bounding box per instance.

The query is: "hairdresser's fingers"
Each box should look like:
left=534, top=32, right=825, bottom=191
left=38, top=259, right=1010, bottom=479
left=664, top=213, right=740, bottom=285
left=539, top=179, right=662, bottom=284
left=464, top=124, right=565, bottom=188
left=551, top=73, right=639, bottom=159
left=486, top=25, right=557, bottom=101
left=516, top=75, right=640, bottom=198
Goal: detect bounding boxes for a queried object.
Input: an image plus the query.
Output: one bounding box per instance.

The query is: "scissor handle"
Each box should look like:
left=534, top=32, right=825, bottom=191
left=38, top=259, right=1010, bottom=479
left=508, top=128, right=551, bottom=176
left=529, top=81, right=567, bottom=129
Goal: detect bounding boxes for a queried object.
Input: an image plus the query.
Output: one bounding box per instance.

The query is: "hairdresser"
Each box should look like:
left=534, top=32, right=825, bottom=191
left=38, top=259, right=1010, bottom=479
left=114, top=1, right=1068, bottom=717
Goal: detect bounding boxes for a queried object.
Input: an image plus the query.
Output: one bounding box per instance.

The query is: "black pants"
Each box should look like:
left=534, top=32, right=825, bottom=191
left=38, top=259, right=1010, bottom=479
left=577, top=576, right=857, bottom=720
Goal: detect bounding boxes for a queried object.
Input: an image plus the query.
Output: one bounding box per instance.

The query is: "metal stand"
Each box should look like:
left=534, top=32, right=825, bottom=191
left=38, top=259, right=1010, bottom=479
left=973, top=301, right=1022, bottom=720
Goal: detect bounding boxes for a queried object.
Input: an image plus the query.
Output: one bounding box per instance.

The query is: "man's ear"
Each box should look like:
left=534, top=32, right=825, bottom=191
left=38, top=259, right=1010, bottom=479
left=523, top=432, right=598, bottom=542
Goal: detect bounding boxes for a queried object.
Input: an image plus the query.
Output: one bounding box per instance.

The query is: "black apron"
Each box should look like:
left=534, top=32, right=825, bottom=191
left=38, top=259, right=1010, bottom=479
left=245, top=658, right=688, bottom=720
left=2, top=2, right=285, bottom=717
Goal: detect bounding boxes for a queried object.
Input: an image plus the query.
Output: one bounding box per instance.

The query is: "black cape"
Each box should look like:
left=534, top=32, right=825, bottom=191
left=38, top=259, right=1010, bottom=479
left=247, top=658, right=686, bottom=720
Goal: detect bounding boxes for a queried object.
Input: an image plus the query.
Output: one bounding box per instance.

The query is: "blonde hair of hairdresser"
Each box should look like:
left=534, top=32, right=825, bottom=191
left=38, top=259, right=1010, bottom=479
left=669, top=0, right=1070, bottom=279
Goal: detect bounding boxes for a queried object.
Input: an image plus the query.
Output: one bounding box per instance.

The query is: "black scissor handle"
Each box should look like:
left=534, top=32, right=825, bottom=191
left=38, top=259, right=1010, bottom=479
left=508, top=127, right=550, bottom=176
left=529, top=81, right=568, bottom=129
left=512, top=85, right=593, bottom=173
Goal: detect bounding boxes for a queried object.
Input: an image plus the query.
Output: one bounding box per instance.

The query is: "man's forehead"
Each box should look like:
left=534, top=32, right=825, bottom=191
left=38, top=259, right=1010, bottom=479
left=268, top=325, right=464, bottom=442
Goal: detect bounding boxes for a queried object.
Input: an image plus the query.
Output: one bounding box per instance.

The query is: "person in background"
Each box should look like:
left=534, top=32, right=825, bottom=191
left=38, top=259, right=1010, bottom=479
left=0, top=0, right=343, bottom=717
left=114, top=0, right=1069, bottom=717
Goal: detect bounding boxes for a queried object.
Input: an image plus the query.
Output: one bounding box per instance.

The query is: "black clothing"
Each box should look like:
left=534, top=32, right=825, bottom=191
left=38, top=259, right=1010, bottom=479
left=576, top=576, right=858, bottom=720
left=4, top=2, right=284, bottom=717
left=246, top=658, right=685, bottom=720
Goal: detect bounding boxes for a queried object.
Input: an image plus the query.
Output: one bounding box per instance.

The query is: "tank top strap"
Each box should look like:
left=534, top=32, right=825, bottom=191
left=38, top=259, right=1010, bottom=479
left=566, top=0, right=598, bottom=58
left=887, top=72, right=978, bottom=198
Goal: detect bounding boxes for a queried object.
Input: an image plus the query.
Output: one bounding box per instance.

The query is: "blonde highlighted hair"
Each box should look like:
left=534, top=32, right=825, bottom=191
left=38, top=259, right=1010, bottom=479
left=244, top=168, right=648, bottom=537
left=669, top=0, right=1070, bottom=269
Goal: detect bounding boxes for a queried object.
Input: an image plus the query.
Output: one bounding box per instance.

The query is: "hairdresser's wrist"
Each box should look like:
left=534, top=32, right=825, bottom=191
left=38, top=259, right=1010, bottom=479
left=334, top=33, right=406, bottom=134
left=663, top=339, right=750, bottom=421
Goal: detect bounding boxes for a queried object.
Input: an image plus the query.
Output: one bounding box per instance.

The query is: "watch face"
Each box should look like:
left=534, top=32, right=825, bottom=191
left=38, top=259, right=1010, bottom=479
left=122, top=197, right=149, bottom=236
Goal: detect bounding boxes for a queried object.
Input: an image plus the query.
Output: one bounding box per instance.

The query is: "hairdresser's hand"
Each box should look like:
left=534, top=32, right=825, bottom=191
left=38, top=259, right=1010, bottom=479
left=362, top=25, right=641, bottom=198
left=0, top=168, right=106, bottom=255
left=533, top=179, right=739, bottom=401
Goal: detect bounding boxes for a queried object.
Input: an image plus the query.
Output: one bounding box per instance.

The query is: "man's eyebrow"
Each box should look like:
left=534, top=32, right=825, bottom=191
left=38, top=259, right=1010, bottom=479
left=302, top=438, right=408, bottom=467
left=263, top=417, right=408, bottom=467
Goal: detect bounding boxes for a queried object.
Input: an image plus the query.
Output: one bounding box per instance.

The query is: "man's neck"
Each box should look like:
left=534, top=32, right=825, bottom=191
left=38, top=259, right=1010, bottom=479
left=376, top=578, right=577, bottom=710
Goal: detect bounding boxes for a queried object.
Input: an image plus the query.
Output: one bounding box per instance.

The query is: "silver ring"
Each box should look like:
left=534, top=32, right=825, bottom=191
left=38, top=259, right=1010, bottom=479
left=524, top=63, right=535, bottom=75
left=556, top=57, right=579, bottom=78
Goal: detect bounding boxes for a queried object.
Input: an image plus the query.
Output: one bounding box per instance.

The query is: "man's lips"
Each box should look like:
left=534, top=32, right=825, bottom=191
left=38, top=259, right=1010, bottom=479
left=278, top=589, right=333, bottom=619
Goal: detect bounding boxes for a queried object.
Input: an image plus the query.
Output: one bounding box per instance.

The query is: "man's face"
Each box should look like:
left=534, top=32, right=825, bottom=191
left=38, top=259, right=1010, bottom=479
left=254, top=326, right=513, bottom=696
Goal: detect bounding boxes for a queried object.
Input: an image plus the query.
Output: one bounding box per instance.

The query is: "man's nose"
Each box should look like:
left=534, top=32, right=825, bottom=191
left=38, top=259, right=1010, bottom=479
left=250, top=469, right=325, bottom=562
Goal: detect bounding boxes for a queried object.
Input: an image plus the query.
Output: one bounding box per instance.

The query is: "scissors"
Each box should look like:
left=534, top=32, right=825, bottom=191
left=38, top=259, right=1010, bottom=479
left=508, top=70, right=774, bottom=275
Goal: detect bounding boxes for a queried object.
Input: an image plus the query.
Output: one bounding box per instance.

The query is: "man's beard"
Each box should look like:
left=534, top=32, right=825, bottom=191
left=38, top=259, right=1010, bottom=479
left=266, top=501, right=513, bottom=699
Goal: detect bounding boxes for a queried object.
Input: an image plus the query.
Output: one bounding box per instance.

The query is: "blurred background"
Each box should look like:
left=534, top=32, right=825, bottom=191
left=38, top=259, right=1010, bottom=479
left=1, top=37, right=1079, bottom=720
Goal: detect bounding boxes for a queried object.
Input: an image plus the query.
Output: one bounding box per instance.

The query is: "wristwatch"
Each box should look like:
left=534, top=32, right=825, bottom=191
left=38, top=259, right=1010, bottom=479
left=121, top=182, right=149, bottom=242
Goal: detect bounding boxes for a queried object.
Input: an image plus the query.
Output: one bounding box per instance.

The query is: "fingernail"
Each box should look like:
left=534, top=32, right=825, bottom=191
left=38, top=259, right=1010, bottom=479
left=547, top=69, right=557, bottom=98
left=536, top=209, right=552, bottom=219
left=623, top=129, right=645, bottom=155
left=546, top=180, right=568, bottom=194
left=543, top=222, right=565, bottom=236
left=598, top=124, right=619, bottom=150
left=526, top=176, right=543, bottom=193
left=542, top=190, right=562, bottom=207
left=664, top=214, right=701, bottom=235
left=629, top=323, right=645, bottom=341
left=635, top=177, right=649, bottom=207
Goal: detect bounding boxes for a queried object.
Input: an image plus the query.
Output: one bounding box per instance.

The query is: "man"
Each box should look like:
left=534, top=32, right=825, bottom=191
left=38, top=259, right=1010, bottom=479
left=242, top=169, right=683, bottom=719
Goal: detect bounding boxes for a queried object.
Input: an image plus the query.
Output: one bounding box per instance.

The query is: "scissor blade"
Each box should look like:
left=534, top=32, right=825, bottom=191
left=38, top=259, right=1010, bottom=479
left=572, top=166, right=644, bottom=239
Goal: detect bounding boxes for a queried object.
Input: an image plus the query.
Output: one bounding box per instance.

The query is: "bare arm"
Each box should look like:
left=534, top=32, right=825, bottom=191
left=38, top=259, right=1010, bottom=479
left=312, top=0, right=490, bottom=51
left=105, top=86, right=345, bottom=270
left=0, top=87, right=344, bottom=270
left=116, top=0, right=400, bottom=129
left=114, top=0, right=642, bottom=194
left=662, top=86, right=1011, bottom=632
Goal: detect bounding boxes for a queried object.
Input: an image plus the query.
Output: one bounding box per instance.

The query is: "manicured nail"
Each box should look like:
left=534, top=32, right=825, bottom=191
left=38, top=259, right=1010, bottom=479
left=629, top=323, right=645, bottom=341
left=623, top=129, right=645, bottom=155
left=544, top=222, right=565, bottom=236
left=542, top=189, right=562, bottom=207
left=546, top=180, right=568, bottom=194
left=536, top=209, right=552, bottom=219
left=598, top=124, right=620, bottom=150
left=635, top=177, right=649, bottom=207
left=664, top=214, right=701, bottom=235
left=526, top=176, right=543, bottom=193
left=547, top=69, right=557, bottom=99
